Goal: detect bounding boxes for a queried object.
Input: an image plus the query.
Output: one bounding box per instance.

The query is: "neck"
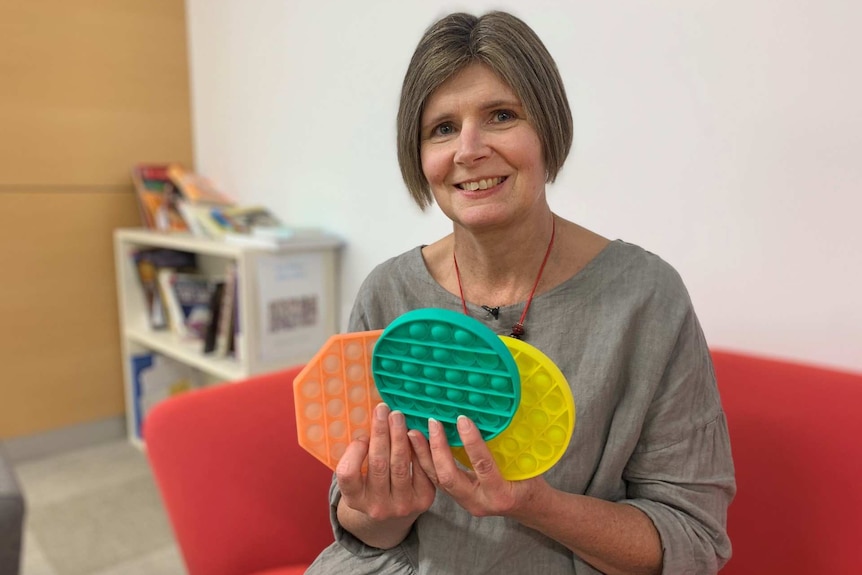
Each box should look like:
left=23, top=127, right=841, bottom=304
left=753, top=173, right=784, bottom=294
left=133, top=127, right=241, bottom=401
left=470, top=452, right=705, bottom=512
left=453, top=212, right=556, bottom=308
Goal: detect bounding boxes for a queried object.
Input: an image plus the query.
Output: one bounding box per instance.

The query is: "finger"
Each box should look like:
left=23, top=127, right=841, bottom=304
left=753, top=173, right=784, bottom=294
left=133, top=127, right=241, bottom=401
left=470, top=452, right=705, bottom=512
left=335, top=435, right=370, bottom=503
left=411, top=449, right=437, bottom=505
left=388, top=410, right=413, bottom=491
left=366, top=403, right=392, bottom=495
left=407, top=429, right=438, bottom=484
left=427, top=418, right=461, bottom=490
left=456, top=415, right=503, bottom=484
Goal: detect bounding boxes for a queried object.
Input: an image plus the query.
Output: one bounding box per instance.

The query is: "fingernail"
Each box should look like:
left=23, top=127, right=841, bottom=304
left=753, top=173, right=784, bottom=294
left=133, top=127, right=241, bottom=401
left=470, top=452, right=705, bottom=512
left=390, top=410, right=405, bottom=427
left=376, top=403, right=390, bottom=421
left=407, top=430, right=421, bottom=446
left=457, top=415, right=471, bottom=432
left=428, top=418, right=440, bottom=436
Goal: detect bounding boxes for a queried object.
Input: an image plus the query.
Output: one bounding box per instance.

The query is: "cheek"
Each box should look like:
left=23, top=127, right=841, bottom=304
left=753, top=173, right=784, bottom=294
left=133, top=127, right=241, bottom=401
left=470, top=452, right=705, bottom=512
left=420, top=147, right=449, bottom=186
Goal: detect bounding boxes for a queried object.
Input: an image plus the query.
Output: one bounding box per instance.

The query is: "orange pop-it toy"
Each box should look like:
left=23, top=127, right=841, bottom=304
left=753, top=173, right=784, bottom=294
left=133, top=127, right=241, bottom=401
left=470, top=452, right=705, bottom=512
left=293, top=330, right=383, bottom=470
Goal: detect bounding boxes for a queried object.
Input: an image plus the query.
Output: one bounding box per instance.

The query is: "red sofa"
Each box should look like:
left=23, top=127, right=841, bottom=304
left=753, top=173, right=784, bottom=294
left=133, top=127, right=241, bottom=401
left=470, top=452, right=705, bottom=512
left=712, top=349, right=862, bottom=574
left=145, top=352, right=862, bottom=574
left=144, top=365, right=334, bottom=575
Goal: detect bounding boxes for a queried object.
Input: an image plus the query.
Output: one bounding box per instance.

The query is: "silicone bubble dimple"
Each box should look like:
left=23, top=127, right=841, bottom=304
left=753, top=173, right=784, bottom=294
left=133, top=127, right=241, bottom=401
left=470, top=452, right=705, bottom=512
left=345, top=342, right=363, bottom=360
left=476, top=354, right=500, bottom=370
left=490, top=376, right=510, bottom=391
left=532, top=371, right=552, bottom=392
left=294, top=330, right=384, bottom=471
left=409, top=322, right=430, bottom=339
left=305, top=403, right=323, bottom=421
left=546, top=425, right=568, bottom=446
left=325, top=376, right=343, bottom=397
left=326, top=398, right=345, bottom=418
left=301, top=380, right=321, bottom=399
left=402, top=362, right=421, bottom=377
left=347, top=385, right=366, bottom=404
left=379, top=358, right=399, bottom=372
left=403, top=381, right=422, bottom=394
left=306, top=424, right=324, bottom=443
left=528, top=408, right=549, bottom=428
left=433, top=348, right=453, bottom=363
left=431, top=324, right=451, bottom=342
left=467, top=372, right=487, bottom=387
left=454, top=336, right=576, bottom=480
left=347, top=363, right=366, bottom=382
left=371, top=308, right=521, bottom=447
left=328, top=420, right=346, bottom=439
left=533, top=440, right=554, bottom=458
left=410, top=345, right=430, bottom=360
left=445, top=369, right=464, bottom=384
left=453, top=350, right=476, bottom=366
left=323, top=354, right=340, bottom=373
left=425, top=384, right=443, bottom=399
left=453, top=329, right=473, bottom=346
left=516, top=453, right=538, bottom=474
left=423, top=365, right=443, bottom=380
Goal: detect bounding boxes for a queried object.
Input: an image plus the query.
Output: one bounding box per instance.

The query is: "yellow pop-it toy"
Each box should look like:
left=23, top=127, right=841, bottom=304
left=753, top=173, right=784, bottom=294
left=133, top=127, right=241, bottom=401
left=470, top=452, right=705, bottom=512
left=452, top=336, right=576, bottom=480
left=293, top=330, right=383, bottom=470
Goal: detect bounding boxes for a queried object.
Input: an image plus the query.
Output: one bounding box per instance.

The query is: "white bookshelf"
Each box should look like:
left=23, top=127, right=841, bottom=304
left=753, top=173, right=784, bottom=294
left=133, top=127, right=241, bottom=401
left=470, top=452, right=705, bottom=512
left=114, top=228, right=342, bottom=447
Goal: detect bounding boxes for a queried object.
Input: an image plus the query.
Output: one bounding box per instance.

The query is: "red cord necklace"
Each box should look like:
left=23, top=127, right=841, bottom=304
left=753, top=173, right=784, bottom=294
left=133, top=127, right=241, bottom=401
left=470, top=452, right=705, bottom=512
left=453, top=217, right=556, bottom=339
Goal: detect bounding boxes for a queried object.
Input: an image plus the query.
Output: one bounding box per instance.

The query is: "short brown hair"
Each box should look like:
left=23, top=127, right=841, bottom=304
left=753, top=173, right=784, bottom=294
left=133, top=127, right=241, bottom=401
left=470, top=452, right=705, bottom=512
left=397, top=11, right=573, bottom=209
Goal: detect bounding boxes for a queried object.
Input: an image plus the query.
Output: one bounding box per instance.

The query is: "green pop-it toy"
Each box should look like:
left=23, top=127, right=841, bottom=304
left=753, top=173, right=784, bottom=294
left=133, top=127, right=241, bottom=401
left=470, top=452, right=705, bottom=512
left=452, top=336, right=576, bottom=480
left=371, top=308, right=521, bottom=446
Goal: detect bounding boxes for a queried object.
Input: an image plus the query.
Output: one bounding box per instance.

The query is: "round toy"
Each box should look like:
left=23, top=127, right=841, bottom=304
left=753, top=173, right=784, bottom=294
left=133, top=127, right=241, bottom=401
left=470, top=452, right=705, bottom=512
left=372, top=308, right=521, bottom=446
left=453, top=336, right=575, bottom=480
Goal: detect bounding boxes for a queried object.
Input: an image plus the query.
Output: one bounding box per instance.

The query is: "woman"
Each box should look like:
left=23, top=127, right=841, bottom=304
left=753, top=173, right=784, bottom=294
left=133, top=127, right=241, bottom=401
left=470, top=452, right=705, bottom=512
left=307, top=11, right=734, bottom=575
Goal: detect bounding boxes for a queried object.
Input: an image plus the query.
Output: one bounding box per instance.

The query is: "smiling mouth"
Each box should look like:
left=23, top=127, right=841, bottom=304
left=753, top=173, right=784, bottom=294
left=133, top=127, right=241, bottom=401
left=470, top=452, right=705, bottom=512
left=455, top=176, right=507, bottom=191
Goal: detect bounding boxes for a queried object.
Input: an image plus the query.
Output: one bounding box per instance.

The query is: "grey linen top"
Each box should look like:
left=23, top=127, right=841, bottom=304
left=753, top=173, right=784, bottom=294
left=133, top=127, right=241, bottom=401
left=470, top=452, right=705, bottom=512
left=306, top=240, right=735, bottom=575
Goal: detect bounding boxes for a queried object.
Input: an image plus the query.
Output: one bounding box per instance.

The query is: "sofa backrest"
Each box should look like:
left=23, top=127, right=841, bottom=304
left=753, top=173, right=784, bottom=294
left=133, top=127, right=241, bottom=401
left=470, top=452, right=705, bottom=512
left=712, top=350, right=862, bottom=574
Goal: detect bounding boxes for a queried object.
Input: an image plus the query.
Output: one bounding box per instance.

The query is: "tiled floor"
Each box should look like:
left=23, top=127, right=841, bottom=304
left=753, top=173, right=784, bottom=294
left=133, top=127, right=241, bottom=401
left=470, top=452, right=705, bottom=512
left=13, top=440, right=187, bottom=575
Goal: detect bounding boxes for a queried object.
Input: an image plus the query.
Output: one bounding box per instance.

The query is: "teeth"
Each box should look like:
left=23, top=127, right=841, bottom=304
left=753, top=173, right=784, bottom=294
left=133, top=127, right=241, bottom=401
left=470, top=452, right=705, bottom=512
left=460, top=177, right=503, bottom=191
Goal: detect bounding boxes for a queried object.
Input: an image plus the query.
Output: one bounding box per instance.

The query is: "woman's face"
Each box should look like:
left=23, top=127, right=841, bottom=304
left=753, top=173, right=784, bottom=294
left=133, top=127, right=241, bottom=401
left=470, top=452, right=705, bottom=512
left=420, top=63, right=546, bottom=232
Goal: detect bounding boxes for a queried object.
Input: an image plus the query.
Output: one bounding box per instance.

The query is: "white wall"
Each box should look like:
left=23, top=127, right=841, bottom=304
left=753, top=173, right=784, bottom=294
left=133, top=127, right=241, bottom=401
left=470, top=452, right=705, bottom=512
left=186, top=0, right=862, bottom=373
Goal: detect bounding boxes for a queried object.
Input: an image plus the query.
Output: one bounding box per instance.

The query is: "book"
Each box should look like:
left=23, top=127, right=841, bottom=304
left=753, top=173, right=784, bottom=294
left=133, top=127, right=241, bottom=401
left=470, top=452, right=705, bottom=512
left=202, top=281, right=226, bottom=354
left=131, top=164, right=189, bottom=232
left=167, top=165, right=236, bottom=206
left=215, top=263, right=238, bottom=357
left=220, top=205, right=283, bottom=232
left=132, top=249, right=198, bottom=329
left=158, top=270, right=220, bottom=340
left=132, top=352, right=203, bottom=439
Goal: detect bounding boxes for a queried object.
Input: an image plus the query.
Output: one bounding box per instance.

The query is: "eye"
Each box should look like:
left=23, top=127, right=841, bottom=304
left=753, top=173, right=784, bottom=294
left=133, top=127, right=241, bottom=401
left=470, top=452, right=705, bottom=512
left=493, top=109, right=517, bottom=123
left=433, top=122, right=455, bottom=137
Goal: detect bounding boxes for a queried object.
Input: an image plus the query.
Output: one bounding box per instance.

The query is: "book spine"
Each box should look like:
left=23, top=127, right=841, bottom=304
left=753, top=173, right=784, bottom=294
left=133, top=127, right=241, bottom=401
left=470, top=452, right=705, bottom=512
left=215, top=263, right=237, bottom=357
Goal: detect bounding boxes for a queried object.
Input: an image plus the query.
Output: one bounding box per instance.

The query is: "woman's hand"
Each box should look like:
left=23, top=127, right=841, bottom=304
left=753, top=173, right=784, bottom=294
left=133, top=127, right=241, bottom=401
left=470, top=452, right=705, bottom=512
left=408, top=415, right=548, bottom=518
left=335, top=403, right=436, bottom=549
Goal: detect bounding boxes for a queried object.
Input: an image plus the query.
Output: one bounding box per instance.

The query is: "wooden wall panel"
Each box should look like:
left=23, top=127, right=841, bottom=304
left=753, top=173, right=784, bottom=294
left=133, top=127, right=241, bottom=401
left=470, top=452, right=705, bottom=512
left=0, top=0, right=194, bottom=188
left=0, top=192, right=142, bottom=437
left=0, top=0, right=194, bottom=439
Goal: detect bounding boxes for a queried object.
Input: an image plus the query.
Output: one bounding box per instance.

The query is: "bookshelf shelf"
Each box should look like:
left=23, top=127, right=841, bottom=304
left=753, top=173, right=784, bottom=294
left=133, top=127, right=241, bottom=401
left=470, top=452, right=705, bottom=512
left=114, top=228, right=343, bottom=446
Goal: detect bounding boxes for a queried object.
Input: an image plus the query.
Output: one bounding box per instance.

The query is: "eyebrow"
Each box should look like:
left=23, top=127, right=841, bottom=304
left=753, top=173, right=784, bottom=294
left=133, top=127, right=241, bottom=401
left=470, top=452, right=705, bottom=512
left=421, top=98, right=524, bottom=131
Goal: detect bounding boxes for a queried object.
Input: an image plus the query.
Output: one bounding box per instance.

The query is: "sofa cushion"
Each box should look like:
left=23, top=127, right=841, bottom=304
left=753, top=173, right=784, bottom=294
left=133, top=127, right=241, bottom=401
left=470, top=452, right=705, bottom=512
left=712, top=350, right=862, bottom=574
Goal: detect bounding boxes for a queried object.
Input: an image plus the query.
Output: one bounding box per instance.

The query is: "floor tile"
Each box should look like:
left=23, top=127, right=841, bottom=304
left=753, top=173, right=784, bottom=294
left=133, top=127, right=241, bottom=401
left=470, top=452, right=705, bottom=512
left=25, top=474, right=175, bottom=575
left=15, top=440, right=152, bottom=507
left=21, top=528, right=59, bottom=575
left=90, top=544, right=187, bottom=575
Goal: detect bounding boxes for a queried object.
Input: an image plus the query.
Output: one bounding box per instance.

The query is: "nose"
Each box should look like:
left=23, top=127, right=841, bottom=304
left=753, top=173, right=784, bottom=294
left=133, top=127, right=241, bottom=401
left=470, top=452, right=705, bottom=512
left=454, top=121, right=490, bottom=165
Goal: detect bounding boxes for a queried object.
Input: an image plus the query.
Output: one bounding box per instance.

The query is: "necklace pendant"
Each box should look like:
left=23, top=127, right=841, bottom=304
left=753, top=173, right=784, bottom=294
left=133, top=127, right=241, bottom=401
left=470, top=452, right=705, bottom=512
left=510, top=322, right=525, bottom=339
